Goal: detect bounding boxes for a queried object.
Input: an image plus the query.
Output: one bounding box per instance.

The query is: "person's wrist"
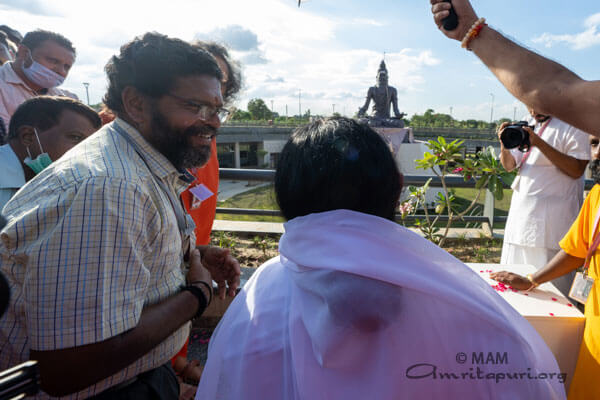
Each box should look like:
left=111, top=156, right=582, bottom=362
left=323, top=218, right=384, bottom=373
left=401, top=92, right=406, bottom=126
left=181, top=284, right=209, bottom=319
left=526, top=273, right=539, bottom=290
left=190, top=280, right=213, bottom=306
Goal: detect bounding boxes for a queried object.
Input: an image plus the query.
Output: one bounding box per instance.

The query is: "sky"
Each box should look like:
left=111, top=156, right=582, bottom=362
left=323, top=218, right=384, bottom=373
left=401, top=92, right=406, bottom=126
left=2, top=0, right=600, bottom=121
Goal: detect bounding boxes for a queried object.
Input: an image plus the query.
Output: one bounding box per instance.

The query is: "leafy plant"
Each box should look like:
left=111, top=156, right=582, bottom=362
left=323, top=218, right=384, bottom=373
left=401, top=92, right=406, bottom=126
left=215, top=231, right=237, bottom=250
left=400, top=137, right=515, bottom=247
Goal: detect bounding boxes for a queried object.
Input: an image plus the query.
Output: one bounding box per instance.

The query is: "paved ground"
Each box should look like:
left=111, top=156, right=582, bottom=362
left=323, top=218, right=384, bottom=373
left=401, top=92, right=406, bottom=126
left=217, top=180, right=270, bottom=201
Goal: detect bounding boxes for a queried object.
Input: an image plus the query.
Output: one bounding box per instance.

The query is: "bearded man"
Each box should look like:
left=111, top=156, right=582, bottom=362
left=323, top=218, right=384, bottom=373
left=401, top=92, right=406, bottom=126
left=0, top=32, right=240, bottom=399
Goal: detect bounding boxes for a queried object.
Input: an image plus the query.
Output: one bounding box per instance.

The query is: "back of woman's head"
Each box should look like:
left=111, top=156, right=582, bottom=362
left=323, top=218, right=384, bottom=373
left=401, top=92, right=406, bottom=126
left=275, top=117, right=402, bottom=221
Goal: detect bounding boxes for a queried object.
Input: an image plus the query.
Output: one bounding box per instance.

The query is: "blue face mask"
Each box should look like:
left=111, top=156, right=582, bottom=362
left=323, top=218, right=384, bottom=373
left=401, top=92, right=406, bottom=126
left=23, top=128, right=53, bottom=175
left=21, top=47, right=65, bottom=88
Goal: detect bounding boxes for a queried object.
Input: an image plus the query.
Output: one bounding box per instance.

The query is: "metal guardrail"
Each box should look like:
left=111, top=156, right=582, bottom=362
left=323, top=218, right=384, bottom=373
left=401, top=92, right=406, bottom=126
left=217, top=168, right=595, bottom=231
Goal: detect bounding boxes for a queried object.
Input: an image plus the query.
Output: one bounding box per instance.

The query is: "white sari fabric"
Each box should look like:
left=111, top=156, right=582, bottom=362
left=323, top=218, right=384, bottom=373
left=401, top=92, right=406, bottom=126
left=196, top=210, right=565, bottom=400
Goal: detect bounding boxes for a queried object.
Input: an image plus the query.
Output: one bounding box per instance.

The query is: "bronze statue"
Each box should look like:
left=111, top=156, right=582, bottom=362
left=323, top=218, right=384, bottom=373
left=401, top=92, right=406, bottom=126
left=358, top=60, right=406, bottom=127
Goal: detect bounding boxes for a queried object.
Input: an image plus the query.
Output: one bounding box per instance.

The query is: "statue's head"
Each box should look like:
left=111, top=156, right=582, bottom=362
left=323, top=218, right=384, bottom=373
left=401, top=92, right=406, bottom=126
left=376, top=60, right=388, bottom=86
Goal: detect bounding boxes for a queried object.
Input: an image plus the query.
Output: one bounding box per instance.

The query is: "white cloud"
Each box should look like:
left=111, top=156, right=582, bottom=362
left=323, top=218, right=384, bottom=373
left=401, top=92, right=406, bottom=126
left=349, top=18, right=386, bottom=27
left=532, top=12, right=600, bottom=50
left=1, top=0, right=441, bottom=117
left=0, top=0, right=62, bottom=16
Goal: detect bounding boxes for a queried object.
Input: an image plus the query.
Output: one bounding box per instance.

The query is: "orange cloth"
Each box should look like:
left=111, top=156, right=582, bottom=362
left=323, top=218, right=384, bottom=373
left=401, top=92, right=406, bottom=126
left=172, top=139, right=219, bottom=367
left=559, top=184, right=600, bottom=399
left=181, top=139, right=219, bottom=246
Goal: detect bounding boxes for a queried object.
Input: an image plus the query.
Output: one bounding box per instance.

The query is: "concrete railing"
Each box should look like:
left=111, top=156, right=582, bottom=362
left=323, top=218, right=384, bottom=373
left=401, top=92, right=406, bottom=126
left=217, top=168, right=595, bottom=233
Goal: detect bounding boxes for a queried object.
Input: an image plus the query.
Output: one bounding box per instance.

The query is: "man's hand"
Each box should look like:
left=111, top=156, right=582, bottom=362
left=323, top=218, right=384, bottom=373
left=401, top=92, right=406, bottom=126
left=430, top=0, right=479, bottom=41
left=200, top=246, right=241, bottom=299
left=497, top=122, right=517, bottom=171
left=524, top=126, right=542, bottom=148
left=497, top=122, right=510, bottom=146
left=490, top=271, right=532, bottom=291
left=186, top=248, right=213, bottom=301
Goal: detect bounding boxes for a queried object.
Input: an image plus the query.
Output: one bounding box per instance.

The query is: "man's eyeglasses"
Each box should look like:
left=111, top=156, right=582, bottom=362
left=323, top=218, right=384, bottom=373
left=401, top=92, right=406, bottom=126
left=167, top=93, right=230, bottom=123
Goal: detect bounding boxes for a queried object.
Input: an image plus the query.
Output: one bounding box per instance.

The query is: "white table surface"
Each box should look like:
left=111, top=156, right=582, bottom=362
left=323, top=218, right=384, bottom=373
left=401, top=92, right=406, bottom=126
left=467, top=263, right=585, bottom=390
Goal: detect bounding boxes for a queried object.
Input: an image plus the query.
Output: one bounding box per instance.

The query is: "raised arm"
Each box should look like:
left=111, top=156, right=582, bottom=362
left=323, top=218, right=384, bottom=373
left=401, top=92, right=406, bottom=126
left=430, top=0, right=600, bottom=136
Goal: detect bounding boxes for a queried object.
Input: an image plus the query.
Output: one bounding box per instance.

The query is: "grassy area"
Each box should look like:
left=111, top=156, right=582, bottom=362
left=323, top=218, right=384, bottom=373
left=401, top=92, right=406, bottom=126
left=216, top=184, right=283, bottom=222
left=216, top=184, right=514, bottom=228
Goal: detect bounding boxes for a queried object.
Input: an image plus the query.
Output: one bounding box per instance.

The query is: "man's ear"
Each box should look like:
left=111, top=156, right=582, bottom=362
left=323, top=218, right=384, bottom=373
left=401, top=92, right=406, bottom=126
left=121, top=86, right=150, bottom=126
left=16, top=125, right=36, bottom=148
left=15, top=44, right=31, bottom=67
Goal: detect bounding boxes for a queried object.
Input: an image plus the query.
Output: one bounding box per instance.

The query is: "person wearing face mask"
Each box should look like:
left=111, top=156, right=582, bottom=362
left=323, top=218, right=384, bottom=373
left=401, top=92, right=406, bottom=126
left=0, top=29, right=78, bottom=135
left=0, top=96, right=101, bottom=212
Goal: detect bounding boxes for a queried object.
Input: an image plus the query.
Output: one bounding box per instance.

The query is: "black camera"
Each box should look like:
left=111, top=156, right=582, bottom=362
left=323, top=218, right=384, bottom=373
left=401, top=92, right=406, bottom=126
left=500, top=121, right=534, bottom=152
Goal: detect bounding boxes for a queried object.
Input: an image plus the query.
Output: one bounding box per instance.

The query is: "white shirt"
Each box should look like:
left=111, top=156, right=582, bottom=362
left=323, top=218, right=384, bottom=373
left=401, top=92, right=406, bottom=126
left=504, top=117, right=590, bottom=248
left=0, top=143, right=25, bottom=213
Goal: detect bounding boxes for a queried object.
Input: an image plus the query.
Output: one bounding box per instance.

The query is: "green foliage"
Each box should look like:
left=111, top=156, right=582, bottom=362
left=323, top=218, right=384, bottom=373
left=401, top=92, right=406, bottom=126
left=407, top=109, right=501, bottom=129
left=400, top=137, right=516, bottom=246
left=247, top=98, right=273, bottom=120
left=231, top=109, right=252, bottom=120
left=215, top=231, right=237, bottom=250
left=253, top=235, right=276, bottom=255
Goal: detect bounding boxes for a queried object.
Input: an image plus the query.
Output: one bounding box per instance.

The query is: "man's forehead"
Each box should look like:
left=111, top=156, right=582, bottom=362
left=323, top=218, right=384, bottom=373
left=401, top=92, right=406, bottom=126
left=171, top=75, right=223, bottom=102
left=33, top=40, right=75, bottom=58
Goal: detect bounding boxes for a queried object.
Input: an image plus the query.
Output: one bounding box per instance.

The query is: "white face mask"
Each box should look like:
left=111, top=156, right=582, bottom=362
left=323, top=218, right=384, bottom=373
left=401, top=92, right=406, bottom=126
left=21, top=47, right=65, bottom=88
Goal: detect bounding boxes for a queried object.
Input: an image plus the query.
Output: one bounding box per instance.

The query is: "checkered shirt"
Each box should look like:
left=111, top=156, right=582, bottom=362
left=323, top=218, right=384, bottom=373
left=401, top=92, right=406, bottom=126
left=0, top=118, right=195, bottom=399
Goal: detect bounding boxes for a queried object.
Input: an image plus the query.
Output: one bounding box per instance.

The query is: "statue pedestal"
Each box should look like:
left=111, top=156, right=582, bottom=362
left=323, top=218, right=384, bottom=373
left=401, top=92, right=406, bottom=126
left=373, top=127, right=442, bottom=205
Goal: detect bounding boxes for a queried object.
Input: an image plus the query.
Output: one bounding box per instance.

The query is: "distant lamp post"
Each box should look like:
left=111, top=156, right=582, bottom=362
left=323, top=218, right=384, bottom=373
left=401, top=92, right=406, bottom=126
left=489, top=93, right=495, bottom=124
left=298, top=89, right=302, bottom=118
left=332, top=104, right=335, bottom=115
left=83, top=82, right=90, bottom=105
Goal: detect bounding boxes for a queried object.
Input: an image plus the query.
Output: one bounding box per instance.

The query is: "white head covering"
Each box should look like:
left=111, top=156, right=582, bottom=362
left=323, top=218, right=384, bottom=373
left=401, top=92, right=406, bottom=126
left=196, top=210, right=565, bottom=399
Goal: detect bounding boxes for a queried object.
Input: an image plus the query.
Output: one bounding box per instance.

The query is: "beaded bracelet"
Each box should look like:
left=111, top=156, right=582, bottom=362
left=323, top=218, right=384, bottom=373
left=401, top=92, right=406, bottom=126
left=461, top=17, right=487, bottom=50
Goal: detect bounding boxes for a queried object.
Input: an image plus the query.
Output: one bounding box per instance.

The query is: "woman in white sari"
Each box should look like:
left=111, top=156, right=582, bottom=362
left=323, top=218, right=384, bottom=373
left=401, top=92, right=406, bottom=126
left=196, top=117, right=564, bottom=400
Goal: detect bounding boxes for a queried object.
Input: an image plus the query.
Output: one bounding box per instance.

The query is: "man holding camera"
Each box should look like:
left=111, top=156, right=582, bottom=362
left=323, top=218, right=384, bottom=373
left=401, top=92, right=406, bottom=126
left=499, top=109, right=589, bottom=295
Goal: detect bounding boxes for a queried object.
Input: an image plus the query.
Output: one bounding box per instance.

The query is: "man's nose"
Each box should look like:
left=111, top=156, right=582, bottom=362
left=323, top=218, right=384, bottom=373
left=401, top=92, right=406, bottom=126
left=594, top=147, right=600, bottom=160
left=54, top=66, right=68, bottom=78
left=200, top=113, right=221, bottom=131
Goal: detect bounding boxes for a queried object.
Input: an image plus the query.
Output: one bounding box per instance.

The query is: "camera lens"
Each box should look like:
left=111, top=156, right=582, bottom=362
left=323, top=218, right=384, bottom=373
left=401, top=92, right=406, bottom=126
left=500, top=127, right=526, bottom=149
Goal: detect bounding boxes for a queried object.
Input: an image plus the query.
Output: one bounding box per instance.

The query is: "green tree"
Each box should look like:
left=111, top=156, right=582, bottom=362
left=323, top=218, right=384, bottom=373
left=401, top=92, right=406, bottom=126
left=230, top=109, right=251, bottom=121
left=247, top=98, right=272, bottom=120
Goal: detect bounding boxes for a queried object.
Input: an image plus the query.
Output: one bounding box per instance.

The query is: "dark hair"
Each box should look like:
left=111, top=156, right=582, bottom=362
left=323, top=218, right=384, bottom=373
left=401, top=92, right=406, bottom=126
left=192, top=41, right=242, bottom=105
left=0, top=31, right=8, bottom=47
left=275, top=117, right=402, bottom=221
left=8, top=96, right=101, bottom=139
left=103, top=32, right=223, bottom=114
left=0, top=25, right=22, bottom=44
left=21, top=29, right=75, bottom=54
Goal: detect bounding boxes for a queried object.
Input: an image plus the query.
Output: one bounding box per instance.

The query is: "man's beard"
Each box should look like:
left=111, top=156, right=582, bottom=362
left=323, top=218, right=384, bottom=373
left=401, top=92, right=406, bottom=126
left=149, top=109, right=214, bottom=171
left=590, top=159, right=600, bottom=184
left=534, top=114, right=550, bottom=123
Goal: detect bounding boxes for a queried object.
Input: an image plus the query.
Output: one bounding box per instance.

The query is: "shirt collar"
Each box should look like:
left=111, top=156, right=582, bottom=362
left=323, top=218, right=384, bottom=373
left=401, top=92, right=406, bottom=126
left=0, top=144, right=26, bottom=189
left=113, top=118, right=194, bottom=185
left=1, top=62, right=41, bottom=93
